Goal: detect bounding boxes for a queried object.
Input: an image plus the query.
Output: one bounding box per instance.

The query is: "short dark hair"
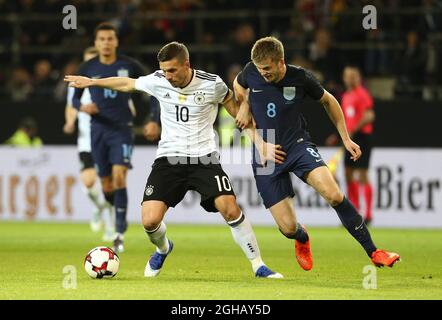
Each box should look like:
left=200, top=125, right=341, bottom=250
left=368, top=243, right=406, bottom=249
left=94, top=22, right=118, bottom=39
left=157, top=42, right=189, bottom=63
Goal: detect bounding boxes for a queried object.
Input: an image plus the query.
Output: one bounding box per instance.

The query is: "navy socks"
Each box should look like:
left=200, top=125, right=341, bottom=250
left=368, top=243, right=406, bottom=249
left=333, top=197, right=377, bottom=257
left=114, top=188, right=128, bottom=234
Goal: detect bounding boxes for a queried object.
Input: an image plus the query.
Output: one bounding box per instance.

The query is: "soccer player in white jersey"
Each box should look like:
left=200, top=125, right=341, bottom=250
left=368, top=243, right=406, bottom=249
left=65, top=42, right=285, bottom=278
left=63, top=47, right=113, bottom=241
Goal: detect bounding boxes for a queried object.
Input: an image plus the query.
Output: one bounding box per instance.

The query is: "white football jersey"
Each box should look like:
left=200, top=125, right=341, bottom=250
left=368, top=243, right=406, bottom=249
left=135, top=69, right=229, bottom=158
left=67, top=86, right=92, bottom=152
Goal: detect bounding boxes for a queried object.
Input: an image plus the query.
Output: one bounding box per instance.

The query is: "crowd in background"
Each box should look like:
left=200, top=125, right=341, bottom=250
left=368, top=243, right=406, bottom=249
left=0, top=0, right=441, bottom=103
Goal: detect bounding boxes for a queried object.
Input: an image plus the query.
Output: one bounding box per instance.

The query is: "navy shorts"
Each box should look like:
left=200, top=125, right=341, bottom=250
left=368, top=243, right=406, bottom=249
left=91, top=125, right=134, bottom=177
left=253, top=140, right=326, bottom=209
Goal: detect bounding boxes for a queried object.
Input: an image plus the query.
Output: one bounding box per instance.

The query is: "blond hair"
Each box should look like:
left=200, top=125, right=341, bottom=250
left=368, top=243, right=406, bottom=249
left=251, top=36, right=284, bottom=63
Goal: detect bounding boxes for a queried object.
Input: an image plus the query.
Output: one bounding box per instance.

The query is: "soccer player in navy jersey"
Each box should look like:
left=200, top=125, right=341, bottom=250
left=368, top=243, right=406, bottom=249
left=72, top=22, right=159, bottom=253
left=234, top=37, right=400, bottom=270
left=63, top=46, right=113, bottom=241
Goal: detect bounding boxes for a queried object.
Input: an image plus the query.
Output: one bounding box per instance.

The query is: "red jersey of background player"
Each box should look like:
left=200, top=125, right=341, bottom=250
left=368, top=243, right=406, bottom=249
left=341, top=85, right=373, bottom=135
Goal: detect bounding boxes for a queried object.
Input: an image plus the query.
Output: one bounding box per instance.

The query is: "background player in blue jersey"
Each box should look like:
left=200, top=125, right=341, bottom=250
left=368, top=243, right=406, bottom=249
left=63, top=46, right=113, bottom=241
left=234, top=37, right=400, bottom=270
left=72, top=22, right=159, bottom=253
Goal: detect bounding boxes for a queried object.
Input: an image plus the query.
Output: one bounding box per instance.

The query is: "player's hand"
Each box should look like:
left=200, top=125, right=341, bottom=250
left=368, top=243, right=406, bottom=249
left=343, top=138, right=361, bottom=162
left=80, top=103, right=99, bottom=115
left=143, top=121, right=161, bottom=141
left=64, top=75, right=93, bottom=88
left=258, top=142, right=286, bottom=165
left=325, top=134, right=339, bottom=146
left=63, top=122, right=75, bottom=135
left=235, top=106, right=252, bottom=130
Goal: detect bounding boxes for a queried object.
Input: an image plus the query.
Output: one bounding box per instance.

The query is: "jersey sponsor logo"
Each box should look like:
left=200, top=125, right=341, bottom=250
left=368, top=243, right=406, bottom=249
left=194, top=92, right=206, bottom=105
left=252, top=88, right=263, bottom=93
left=283, top=87, right=297, bottom=100
left=117, top=68, right=129, bottom=77
left=145, top=185, right=154, bottom=196
left=163, top=92, right=171, bottom=99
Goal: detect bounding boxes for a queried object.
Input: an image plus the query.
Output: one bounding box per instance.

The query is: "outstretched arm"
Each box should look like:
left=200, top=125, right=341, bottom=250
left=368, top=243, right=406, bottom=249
left=319, top=90, right=362, bottom=161
left=64, top=75, right=136, bottom=92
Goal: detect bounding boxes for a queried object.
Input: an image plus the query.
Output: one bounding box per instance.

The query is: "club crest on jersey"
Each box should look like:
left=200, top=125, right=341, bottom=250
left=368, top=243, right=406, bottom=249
left=194, top=92, right=205, bottom=105
left=283, top=87, right=296, bottom=100
left=145, top=185, right=154, bottom=196
left=117, top=68, right=129, bottom=77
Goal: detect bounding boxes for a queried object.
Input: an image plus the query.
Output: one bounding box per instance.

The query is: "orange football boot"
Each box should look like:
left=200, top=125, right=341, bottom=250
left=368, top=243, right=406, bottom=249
left=295, top=225, right=313, bottom=271
left=371, top=249, right=400, bottom=267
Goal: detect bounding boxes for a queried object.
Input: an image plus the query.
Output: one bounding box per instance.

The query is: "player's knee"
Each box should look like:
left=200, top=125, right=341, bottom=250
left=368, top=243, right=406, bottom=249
left=80, top=169, right=96, bottom=188
left=142, top=218, right=161, bottom=231
left=112, top=175, right=127, bottom=189
left=101, top=177, right=113, bottom=193
left=141, top=212, right=161, bottom=231
left=82, top=176, right=95, bottom=189
left=141, top=206, right=163, bottom=230
left=221, top=202, right=241, bottom=222
left=325, top=189, right=345, bottom=207
left=359, top=171, right=369, bottom=184
left=345, top=168, right=354, bottom=182
left=82, top=179, right=95, bottom=189
left=345, top=173, right=354, bottom=183
left=102, top=183, right=113, bottom=194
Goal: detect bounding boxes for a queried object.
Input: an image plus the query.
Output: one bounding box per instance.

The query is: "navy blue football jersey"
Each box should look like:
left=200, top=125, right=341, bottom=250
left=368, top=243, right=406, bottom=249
left=72, top=55, right=145, bottom=127
left=236, top=62, right=325, bottom=150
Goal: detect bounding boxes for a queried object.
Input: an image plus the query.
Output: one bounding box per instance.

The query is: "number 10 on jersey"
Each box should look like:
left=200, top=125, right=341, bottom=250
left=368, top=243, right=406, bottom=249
left=175, top=105, right=189, bottom=122
left=215, top=175, right=232, bottom=192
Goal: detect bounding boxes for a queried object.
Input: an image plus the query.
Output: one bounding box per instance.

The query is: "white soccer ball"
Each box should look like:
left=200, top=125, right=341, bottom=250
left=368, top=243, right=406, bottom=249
left=84, top=246, right=120, bottom=279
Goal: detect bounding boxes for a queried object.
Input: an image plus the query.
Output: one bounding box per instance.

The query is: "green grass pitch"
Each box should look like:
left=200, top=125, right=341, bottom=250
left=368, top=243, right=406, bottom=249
left=0, top=222, right=441, bottom=300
